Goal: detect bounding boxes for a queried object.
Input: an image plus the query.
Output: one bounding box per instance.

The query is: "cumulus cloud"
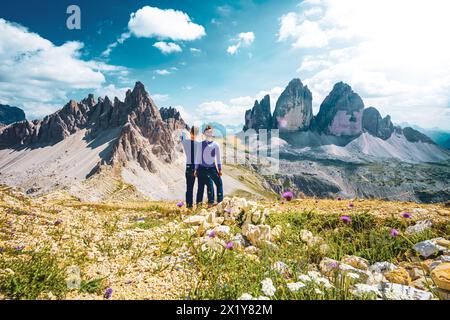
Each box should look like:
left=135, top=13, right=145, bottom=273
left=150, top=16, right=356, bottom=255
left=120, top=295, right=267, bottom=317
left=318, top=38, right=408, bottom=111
left=192, top=86, right=284, bottom=126
left=279, top=0, right=450, bottom=129
left=0, top=19, right=126, bottom=119
left=153, top=41, right=182, bottom=54
left=103, top=6, right=205, bottom=57
left=152, top=94, right=170, bottom=102
left=154, top=69, right=172, bottom=76
left=227, top=32, right=255, bottom=55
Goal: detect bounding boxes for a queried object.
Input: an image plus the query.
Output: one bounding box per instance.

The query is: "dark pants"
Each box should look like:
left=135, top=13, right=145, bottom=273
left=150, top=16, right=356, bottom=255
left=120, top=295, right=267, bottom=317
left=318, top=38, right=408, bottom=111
left=185, top=165, right=196, bottom=208
left=196, top=166, right=223, bottom=205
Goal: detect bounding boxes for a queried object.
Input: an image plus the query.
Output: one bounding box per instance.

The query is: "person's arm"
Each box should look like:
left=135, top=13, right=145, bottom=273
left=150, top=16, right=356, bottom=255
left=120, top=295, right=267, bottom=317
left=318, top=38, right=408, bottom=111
left=194, top=141, right=202, bottom=174
left=215, top=142, right=222, bottom=175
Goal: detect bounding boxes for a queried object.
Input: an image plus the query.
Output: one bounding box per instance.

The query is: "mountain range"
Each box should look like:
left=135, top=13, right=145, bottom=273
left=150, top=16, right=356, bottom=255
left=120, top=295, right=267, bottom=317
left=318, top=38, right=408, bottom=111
left=0, top=80, right=448, bottom=203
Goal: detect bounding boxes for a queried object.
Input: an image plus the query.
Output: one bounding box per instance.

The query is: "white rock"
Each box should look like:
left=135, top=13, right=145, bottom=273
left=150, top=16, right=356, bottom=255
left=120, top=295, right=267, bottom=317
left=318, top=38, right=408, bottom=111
left=369, top=262, right=398, bottom=274
left=405, top=220, right=432, bottom=235
left=214, top=225, right=231, bottom=237
left=413, top=240, right=440, bottom=258
left=353, top=284, right=380, bottom=297
left=379, top=283, right=433, bottom=300
left=183, top=215, right=206, bottom=226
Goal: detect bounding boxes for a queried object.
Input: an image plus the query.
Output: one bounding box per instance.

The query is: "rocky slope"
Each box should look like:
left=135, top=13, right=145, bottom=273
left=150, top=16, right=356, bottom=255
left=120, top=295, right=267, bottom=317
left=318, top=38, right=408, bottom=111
left=0, top=104, right=26, bottom=125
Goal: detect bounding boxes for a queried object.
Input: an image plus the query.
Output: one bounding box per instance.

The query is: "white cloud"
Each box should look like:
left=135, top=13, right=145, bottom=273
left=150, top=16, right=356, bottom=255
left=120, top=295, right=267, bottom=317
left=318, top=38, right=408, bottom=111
left=152, top=94, right=169, bottom=102
left=192, top=85, right=284, bottom=126
left=154, top=69, right=172, bottom=76
left=153, top=41, right=182, bottom=54
left=190, top=47, right=201, bottom=54
left=103, top=6, right=205, bottom=57
left=94, top=84, right=130, bottom=101
left=128, top=6, right=206, bottom=41
left=0, top=19, right=126, bottom=119
left=279, top=0, right=450, bottom=129
left=227, top=32, right=255, bottom=55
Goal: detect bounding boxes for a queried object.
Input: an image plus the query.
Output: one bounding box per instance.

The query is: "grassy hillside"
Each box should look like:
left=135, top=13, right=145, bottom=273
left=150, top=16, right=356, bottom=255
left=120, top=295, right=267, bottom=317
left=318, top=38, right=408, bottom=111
left=0, top=185, right=449, bottom=300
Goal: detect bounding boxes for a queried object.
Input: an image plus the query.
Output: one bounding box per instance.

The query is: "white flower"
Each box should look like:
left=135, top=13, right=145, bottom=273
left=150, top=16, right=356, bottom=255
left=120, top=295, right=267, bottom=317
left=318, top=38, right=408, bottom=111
left=238, top=293, right=254, bottom=300
left=314, top=288, right=324, bottom=295
left=261, top=278, right=276, bottom=297
left=287, top=282, right=306, bottom=293
left=298, top=274, right=312, bottom=282
left=346, top=272, right=360, bottom=280
left=316, top=277, right=333, bottom=289
left=256, top=296, right=270, bottom=300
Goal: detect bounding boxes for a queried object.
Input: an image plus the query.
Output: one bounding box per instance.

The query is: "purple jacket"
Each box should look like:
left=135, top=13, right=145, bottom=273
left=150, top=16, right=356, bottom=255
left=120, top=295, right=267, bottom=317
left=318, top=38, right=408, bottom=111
left=195, top=140, right=222, bottom=171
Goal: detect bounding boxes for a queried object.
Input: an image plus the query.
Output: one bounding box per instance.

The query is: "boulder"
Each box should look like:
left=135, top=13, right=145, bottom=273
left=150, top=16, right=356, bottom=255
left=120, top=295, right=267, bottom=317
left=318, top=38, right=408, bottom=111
left=183, top=215, right=206, bottom=226
left=342, top=255, right=369, bottom=270
left=431, top=263, right=450, bottom=291
left=384, top=267, right=412, bottom=285
left=405, top=220, right=432, bottom=235
left=413, top=240, right=441, bottom=258
left=378, top=282, right=433, bottom=300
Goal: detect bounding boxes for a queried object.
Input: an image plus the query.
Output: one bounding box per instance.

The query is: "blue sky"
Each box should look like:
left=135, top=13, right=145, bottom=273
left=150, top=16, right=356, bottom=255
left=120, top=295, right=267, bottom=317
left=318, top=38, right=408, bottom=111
left=0, top=0, right=449, bottom=130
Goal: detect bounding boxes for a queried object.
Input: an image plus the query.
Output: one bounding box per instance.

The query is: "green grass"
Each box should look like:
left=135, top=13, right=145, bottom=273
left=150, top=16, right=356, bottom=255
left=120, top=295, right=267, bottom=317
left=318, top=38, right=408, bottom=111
left=0, top=247, right=68, bottom=300
left=182, top=208, right=448, bottom=300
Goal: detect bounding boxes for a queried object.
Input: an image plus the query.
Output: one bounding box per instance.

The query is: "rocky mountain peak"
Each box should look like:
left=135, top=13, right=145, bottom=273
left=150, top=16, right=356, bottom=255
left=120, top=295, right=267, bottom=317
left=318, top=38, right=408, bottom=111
left=314, top=82, right=364, bottom=136
left=243, top=95, right=272, bottom=132
left=0, top=104, right=26, bottom=125
left=273, top=78, right=313, bottom=132
left=362, top=107, right=394, bottom=140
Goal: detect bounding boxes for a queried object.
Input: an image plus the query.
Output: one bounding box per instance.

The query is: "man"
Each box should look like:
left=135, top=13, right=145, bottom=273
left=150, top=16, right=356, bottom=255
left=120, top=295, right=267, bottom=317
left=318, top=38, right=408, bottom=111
left=181, top=126, right=200, bottom=209
left=195, top=125, right=223, bottom=206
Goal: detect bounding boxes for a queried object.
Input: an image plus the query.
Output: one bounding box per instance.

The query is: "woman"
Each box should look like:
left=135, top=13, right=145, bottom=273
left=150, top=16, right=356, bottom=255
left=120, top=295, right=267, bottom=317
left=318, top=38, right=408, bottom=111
left=195, top=125, right=223, bottom=206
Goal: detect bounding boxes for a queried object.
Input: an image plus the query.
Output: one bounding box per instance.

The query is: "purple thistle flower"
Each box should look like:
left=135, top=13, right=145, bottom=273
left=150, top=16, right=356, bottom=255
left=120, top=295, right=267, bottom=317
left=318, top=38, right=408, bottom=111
left=0, top=247, right=4, bottom=253
left=104, top=288, right=113, bottom=299
left=177, top=201, right=184, bottom=208
left=390, top=228, right=399, bottom=237
left=225, top=208, right=232, bottom=214
left=348, top=202, right=354, bottom=208
left=337, top=197, right=342, bottom=201
left=340, top=216, right=352, bottom=224
left=15, top=245, right=25, bottom=251
left=54, top=219, right=63, bottom=226
left=208, top=230, right=216, bottom=238
left=282, top=191, right=294, bottom=202
left=401, top=212, right=411, bottom=219
left=226, top=242, right=234, bottom=250
left=330, top=261, right=340, bottom=269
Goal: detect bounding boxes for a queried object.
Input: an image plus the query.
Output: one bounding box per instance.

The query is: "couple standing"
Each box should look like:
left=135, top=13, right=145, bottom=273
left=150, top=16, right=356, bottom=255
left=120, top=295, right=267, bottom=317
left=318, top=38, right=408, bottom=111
left=181, top=125, right=223, bottom=209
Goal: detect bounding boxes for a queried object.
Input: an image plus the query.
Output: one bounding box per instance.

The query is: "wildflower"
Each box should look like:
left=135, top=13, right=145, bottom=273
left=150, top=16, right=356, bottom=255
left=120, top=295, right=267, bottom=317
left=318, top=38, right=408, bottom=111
left=337, top=197, right=342, bottom=201
left=54, top=219, right=63, bottom=226
left=15, top=245, right=25, bottom=251
left=340, top=216, right=352, bottom=224
left=282, top=191, right=294, bottom=202
left=287, top=282, right=306, bottom=293
left=207, top=230, right=216, bottom=238
left=104, top=288, right=113, bottom=299
left=329, top=261, right=340, bottom=269
left=261, top=278, right=276, bottom=297
left=177, top=201, right=184, bottom=208
left=348, top=202, right=354, bottom=208
left=401, top=212, right=411, bottom=219
left=314, top=288, right=324, bottom=295
left=390, top=228, right=399, bottom=237
left=346, top=272, right=360, bottom=280
left=238, top=293, right=254, bottom=300
left=298, top=274, right=312, bottom=283
left=226, top=242, right=234, bottom=250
